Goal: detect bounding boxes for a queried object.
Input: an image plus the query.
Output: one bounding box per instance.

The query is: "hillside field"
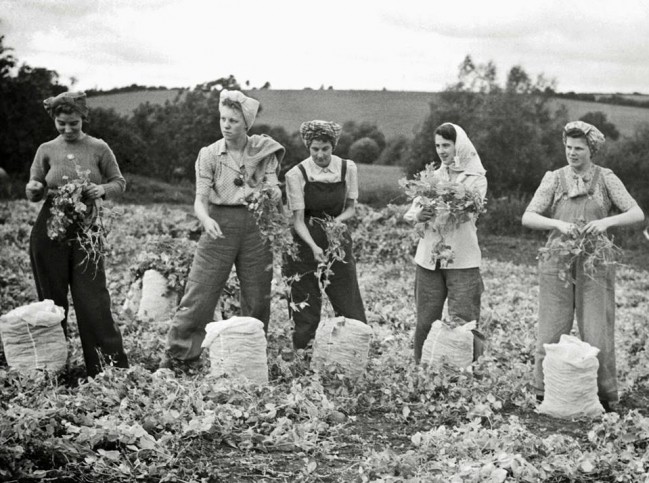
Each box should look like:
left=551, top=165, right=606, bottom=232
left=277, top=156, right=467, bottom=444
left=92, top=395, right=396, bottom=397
left=88, top=89, right=649, bottom=139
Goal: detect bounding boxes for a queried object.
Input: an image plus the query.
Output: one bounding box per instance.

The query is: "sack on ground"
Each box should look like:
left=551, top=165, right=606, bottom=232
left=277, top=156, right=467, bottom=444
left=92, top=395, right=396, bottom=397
left=201, top=316, right=268, bottom=385
left=539, top=334, right=604, bottom=418
left=312, top=317, right=373, bottom=378
left=137, top=269, right=177, bottom=320
left=422, top=320, right=476, bottom=369
left=0, top=299, right=67, bottom=373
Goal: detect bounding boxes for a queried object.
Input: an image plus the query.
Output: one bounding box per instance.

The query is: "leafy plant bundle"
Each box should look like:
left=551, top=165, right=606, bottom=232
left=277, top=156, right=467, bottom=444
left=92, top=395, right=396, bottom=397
left=538, top=222, right=623, bottom=285
left=245, top=185, right=298, bottom=262
left=129, top=235, right=195, bottom=292
left=400, top=164, right=485, bottom=264
left=46, top=164, right=114, bottom=270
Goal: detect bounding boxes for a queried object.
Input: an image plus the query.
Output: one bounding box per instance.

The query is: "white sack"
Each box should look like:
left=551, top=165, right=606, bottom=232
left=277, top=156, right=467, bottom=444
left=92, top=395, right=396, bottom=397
left=201, top=316, right=268, bottom=385
left=539, top=334, right=604, bottom=418
left=0, top=299, right=67, bottom=373
left=137, top=269, right=176, bottom=320
left=421, top=320, right=476, bottom=369
left=312, top=317, right=373, bottom=378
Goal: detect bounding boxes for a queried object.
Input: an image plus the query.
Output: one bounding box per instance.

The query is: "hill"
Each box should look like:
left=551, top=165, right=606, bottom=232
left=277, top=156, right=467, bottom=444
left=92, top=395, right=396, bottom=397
left=88, top=89, right=649, bottom=139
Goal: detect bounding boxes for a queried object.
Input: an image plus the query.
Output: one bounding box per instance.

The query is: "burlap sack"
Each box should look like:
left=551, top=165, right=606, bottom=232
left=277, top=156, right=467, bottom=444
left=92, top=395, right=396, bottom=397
left=312, top=317, right=373, bottom=378
left=0, top=299, right=67, bottom=373
left=201, top=316, right=268, bottom=385
left=539, top=334, right=604, bottom=418
left=137, top=269, right=177, bottom=320
left=421, top=320, right=476, bottom=369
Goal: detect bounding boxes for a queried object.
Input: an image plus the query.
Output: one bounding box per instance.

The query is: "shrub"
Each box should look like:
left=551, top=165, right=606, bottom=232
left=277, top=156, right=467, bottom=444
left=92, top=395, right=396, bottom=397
left=349, top=137, right=380, bottom=164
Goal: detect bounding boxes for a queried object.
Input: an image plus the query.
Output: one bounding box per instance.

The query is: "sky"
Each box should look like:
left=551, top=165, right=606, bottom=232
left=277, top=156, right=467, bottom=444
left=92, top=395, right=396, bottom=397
left=1, top=0, right=648, bottom=94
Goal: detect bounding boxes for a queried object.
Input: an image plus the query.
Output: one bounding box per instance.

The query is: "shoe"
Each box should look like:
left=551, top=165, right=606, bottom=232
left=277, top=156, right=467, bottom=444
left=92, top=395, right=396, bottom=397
left=536, top=394, right=544, bottom=403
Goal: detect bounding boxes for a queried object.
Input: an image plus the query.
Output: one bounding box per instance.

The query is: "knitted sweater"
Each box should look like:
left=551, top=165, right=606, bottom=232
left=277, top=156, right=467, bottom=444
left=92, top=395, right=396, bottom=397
left=29, top=134, right=126, bottom=198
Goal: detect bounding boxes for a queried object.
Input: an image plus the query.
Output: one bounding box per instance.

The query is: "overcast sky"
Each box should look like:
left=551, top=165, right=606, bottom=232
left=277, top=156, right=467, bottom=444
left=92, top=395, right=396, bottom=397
left=1, top=0, right=648, bottom=93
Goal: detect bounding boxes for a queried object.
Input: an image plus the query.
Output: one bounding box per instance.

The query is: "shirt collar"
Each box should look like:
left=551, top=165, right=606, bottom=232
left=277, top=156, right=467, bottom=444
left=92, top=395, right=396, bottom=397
left=306, top=155, right=339, bottom=174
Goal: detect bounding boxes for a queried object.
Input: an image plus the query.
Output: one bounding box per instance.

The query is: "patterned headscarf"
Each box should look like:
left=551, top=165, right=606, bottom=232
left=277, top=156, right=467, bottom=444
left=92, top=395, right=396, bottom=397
left=299, top=120, right=343, bottom=149
left=562, top=121, right=606, bottom=155
left=442, top=123, right=486, bottom=175
left=219, top=89, right=260, bottom=131
left=43, top=91, right=89, bottom=119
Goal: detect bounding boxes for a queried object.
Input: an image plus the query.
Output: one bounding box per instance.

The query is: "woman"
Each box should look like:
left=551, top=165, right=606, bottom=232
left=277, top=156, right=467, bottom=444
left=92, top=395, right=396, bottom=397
left=163, top=89, right=285, bottom=367
left=25, top=91, right=129, bottom=377
left=522, top=121, right=644, bottom=410
left=405, top=123, right=487, bottom=364
left=284, top=120, right=367, bottom=349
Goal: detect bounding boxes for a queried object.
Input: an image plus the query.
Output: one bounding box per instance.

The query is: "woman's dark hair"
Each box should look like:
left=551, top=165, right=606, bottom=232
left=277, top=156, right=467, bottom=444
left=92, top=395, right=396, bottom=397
left=220, top=97, right=244, bottom=113
left=52, top=103, right=88, bottom=121
left=434, top=123, right=457, bottom=142
left=308, top=134, right=335, bottom=148
left=564, top=127, right=588, bottom=141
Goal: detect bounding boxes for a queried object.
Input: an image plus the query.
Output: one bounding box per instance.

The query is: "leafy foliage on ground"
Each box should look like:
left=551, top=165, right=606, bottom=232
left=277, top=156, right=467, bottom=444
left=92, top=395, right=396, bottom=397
left=1, top=200, right=648, bottom=482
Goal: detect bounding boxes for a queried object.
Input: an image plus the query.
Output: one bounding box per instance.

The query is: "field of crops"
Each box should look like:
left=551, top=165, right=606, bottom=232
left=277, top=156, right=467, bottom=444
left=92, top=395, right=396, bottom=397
left=88, top=89, right=649, bottom=139
left=1, top=199, right=648, bottom=482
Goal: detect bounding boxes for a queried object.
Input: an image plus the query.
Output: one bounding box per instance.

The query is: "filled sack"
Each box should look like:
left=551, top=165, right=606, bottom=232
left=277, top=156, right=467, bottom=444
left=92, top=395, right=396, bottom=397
left=312, top=317, right=373, bottom=378
left=0, top=299, right=67, bottom=373
left=137, top=269, right=177, bottom=320
left=539, top=334, right=604, bottom=418
left=201, top=316, right=268, bottom=385
left=421, top=320, right=476, bottom=369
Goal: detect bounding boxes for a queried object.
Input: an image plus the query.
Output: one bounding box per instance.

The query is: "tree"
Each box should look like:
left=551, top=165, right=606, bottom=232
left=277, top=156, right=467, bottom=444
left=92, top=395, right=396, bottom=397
left=579, top=111, right=620, bottom=141
left=377, top=135, right=410, bottom=166
left=349, top=137, right=380, bottom=164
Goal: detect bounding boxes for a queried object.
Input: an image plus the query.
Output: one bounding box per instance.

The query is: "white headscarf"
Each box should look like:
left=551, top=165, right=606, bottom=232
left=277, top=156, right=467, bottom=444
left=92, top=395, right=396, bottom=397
left=443, top=123, right=486, bottom=175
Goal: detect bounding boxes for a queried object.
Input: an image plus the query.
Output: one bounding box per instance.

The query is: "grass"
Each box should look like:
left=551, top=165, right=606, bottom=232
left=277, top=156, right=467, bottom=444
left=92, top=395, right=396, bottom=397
left=88, top=89, right=649, bottom=139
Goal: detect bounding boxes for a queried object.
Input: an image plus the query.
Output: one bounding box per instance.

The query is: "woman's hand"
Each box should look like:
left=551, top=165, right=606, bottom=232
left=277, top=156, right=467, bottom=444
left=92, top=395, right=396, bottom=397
left=25, top=180, right=45, bottom=202
left=417, top=206, right=435, bottom=223
left=83, top=183, right=105, bottom=200
left=554, top=220, right=577, bottom=236
left=202, top=218, right=223, bottom=240
left=311, top=245, right=326, bottom=264
left=582, top=218, right=611, bottom=235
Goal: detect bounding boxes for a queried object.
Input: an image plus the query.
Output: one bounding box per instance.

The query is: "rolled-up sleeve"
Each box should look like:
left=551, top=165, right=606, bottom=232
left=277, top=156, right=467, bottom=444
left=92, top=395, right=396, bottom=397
left=526, top=171, right=557, bottom=214
left=404, top=196, right=423, bottom=222
left=195, top=148, right=214, bottom=198
left=285, top=169, right=305, bottom=212
left=603, top=171, right=638, bottom=212
left=346, top=160, right=359, bottom=200
left=263, top=154, right=280, bottom=186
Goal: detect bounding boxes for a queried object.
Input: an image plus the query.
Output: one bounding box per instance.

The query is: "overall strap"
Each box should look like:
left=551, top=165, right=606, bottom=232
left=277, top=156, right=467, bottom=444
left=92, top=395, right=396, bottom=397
left=340, top=159, right=347, bottom=182
left=587, top=166, right=602, bottom=196
left=557, top=169, right=569, bottom=197
left=297, top=163, right=309, bottom=183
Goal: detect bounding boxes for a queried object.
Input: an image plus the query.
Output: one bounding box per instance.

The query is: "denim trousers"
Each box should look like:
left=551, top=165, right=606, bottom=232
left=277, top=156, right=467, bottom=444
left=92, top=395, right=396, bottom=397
left=534, top=258, right=617, bottom=402
left=413, top=263, right=483, bottom=363
left=29, top=199, right=129, bottom=376
left=166, top=205, right=272, bottom=361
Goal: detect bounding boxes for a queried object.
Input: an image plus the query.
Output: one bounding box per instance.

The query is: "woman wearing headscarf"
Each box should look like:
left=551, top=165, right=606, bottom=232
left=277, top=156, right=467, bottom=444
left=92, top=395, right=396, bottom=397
left=405, top=123, right=487, bottom=364
left=162, top=90, right=285, bottom=368
left=25, top=91, right=129, bottom=377
left=283, top=120, right=367, bottom=349
left=522, top=121, right=644, bottom=410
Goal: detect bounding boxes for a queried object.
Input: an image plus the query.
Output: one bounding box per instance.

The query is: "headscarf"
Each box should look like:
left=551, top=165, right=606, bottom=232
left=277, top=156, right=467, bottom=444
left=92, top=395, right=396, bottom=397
left=43, top=91, right=89, bottom=119
left=299, top=120, right=343, bottom=149
left=219, top=89, right=260, bottom=131
left=562, top=121, right=606, bottom=155
left=442, top=123, right=486, bottom=175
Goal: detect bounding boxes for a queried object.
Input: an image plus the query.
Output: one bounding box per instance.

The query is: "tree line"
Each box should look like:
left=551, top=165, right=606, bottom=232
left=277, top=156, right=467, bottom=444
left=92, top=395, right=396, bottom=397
left=1, top=38, right=646, bottom=213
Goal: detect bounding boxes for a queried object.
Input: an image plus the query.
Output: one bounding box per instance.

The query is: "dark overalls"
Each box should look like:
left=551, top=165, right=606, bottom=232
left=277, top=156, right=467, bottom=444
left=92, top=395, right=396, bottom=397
left=284, top=160, right=367, bottom=349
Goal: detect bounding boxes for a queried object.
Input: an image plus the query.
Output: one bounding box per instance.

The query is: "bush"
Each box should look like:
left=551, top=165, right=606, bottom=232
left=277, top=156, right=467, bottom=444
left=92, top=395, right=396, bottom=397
left=377, top=135, right=411, bottom=166
left=349, top=137, right=380, bottom=164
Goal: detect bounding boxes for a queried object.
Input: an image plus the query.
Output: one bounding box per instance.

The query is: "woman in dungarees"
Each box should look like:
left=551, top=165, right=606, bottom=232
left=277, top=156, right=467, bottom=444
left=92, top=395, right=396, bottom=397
left=522, top=121, right=644, bottom=411
left=284, top=120, right=367, bottom=349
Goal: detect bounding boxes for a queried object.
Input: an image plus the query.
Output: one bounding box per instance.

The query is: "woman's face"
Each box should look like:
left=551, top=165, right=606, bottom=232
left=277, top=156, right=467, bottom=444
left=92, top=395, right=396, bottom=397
left=220, top=106, right=247, bottom=141
left=435, top=134, right=456, bottom=165
left=309, top=139, right=333, bottom=168
left=55, top=112, right=83, bottom=142
left=565, top=136, right=592, bottom=172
